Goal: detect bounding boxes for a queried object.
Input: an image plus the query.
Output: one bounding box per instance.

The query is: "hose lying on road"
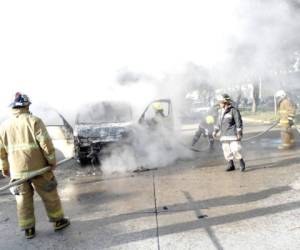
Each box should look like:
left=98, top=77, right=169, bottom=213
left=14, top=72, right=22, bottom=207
left=294, top=125, right=300, bottom=136
left=242, top=120, right=279, bottom=142
left=0, top=157, right=73, bottom=192
left=180, top=120, right=280, bottom=152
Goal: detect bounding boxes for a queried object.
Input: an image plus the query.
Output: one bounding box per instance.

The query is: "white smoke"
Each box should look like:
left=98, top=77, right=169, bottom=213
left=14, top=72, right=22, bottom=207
left=100, top=123, right=193, bottom=175
left=1, top=0, right=300, bottom=173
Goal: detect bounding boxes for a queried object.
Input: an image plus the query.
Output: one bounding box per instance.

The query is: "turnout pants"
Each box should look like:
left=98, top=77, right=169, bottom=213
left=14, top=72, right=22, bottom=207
left=14, top=171, right=64, bottom=230
left=280, top=127, right=295, bottom=149
left=221, top=140, right=242, bottom=161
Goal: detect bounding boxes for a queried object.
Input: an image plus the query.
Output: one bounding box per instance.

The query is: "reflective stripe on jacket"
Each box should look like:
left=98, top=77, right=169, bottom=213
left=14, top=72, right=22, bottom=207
left=0, top=108, right=56, bottom=179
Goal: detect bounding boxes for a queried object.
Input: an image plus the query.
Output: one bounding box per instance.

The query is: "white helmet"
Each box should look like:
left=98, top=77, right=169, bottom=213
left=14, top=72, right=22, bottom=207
left=215, top=93, right=231, bottom=103
left=275, top=90, right=287, bottom=100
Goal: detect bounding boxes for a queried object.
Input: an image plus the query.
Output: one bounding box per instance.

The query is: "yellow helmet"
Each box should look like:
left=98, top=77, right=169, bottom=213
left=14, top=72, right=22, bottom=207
left=152, top=102, right=163, bottom=111
left=206, top=115, right=215, bottom=124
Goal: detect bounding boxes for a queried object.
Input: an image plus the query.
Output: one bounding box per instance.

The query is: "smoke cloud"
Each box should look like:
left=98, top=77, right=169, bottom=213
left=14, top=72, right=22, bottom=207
left=1, top=0, right=300, bottom=173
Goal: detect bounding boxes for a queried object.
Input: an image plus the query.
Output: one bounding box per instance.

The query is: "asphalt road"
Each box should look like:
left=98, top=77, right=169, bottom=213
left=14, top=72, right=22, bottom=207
left=1, top=123, right=300, bottom=249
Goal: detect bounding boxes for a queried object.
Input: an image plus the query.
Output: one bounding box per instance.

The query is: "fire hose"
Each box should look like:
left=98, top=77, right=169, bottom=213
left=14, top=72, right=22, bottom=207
left=242, top=120, right=279, bottom=142
left=181, top=120, right=281, bottom=152
left=0, top=157, right=73, bottom=193
left=294, top=124, right=300, bottom=135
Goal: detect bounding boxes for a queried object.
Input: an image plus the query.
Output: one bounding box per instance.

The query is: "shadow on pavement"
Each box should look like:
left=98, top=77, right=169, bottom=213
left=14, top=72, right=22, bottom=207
left=246, top=156, right=300, bottom=172
left=66, top=185, right=292, bottom=248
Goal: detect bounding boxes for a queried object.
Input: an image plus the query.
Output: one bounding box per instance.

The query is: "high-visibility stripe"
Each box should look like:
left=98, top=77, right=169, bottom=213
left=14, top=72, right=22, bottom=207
left=220, top=136, right=237, bottom=141
left=48, top=209, right=64, bottom=219
left=280, top=120, right=289, bottom=124
left=19, top=217, right=35, bottom=229
left=7, top=143, right=39, bottom=152
left=12, top=169, right=47, bottom=179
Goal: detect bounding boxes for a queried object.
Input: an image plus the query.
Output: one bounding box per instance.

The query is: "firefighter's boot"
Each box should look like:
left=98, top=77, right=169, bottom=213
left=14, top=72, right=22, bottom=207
left=226, top=160, right=235, bottom=171
left=54, top=218, right=70, bottom=231
left=240, top=159, right=246, bottom=172
left=25, top=227, right=35, bottom=239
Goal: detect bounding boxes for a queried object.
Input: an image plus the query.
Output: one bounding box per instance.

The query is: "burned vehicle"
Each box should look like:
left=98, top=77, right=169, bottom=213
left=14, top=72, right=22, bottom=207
left=73, top=101, right=133, bottom=165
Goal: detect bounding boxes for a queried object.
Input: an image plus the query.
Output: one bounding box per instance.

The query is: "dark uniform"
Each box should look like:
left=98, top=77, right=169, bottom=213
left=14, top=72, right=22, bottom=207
left=192, top=113, right=215, bottom=150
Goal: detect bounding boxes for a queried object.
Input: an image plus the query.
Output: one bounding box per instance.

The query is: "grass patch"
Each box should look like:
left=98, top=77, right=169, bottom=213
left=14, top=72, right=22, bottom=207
left=241, top=110, right=278, bottom=122
left=241, top=111, right=300, bottom=124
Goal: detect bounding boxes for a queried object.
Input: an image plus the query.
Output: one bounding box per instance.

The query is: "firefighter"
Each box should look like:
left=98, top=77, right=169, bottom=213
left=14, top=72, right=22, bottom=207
left=191, top=107, right=217, bottom=150
left=152, top=102, right=166, bottom=119
left=0, top=93, right=70, bottom=239
left=275, top=90, right=297, bottom=150
left=213, top=94, right=246, bottom=172
left=148, top=102, right=167, bottom=128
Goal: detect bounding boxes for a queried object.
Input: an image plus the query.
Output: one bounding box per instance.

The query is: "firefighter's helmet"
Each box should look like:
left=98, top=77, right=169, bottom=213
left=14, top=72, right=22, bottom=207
left=216, top=93, right=232, bottom=104
left=10, top=92, right=31, bottom=108
left=205, top=115, right=215, bottom=125
left=152, top=102, right=163, bottom=111
left=275, top=90, right=287, bottom=101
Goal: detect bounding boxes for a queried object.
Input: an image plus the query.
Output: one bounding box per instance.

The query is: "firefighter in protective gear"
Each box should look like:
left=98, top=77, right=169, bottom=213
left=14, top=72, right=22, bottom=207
left=0, top=92, right=70, bottom=239
left=213, top=94, right=246, bottom=172
left=192, top=108, right=217, bottom=150
left=152, top=102, right=165, bottom=117
left=149, top=102, right=166, bottom=127
left=275, top=90, right=297, bottom=150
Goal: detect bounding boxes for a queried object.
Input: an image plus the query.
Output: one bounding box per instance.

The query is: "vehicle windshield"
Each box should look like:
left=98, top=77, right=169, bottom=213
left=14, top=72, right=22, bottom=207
left=76, top=102, right=132, bottom=124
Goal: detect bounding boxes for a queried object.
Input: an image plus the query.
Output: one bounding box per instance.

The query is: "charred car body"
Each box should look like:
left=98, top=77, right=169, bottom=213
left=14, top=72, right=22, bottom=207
left=73, top=101, right=133, bottom=165
left=73, top=99, right=173, bottom=166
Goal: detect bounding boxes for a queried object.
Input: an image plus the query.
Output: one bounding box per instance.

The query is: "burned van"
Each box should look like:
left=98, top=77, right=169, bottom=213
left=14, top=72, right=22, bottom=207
left=73, top=101, right=133, bottom=165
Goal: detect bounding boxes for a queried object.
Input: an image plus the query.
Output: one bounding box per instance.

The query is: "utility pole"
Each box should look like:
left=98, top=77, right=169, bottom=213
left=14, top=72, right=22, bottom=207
left=259, top=76, right=262, bottom=99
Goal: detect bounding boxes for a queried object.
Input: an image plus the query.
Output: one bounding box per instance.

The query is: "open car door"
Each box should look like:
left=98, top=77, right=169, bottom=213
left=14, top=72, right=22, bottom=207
left=138, top=99, right=174, bottom=130
left=31, top=106, right=74, bottom=161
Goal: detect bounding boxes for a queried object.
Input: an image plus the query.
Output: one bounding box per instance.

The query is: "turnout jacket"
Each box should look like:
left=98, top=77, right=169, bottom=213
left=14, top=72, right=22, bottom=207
left=0, top=108, right=56, bottom=179
left=214, top=105, right=243, bottom=141
left=278, top=98, right=296, bottom=128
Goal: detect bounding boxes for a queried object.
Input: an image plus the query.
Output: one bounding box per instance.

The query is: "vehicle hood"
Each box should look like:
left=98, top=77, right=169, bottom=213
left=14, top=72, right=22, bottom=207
left=74, top=122, right=132, bottom=141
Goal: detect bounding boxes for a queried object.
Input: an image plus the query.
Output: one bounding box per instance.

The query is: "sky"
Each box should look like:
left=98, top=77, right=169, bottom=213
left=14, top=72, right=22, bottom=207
left=0, top=0, right=299, bottom=116
left=0, top=0, right=239, bottom=111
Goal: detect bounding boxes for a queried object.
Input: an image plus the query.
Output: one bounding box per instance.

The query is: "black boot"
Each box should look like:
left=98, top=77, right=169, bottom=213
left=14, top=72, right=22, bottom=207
left=54, top=218, right=70, bottom=231
left=226, top=160, right=235, bottom=171
left=240, top=159, right=246, bottom=172
left=25, top=227, right=35, bottom=239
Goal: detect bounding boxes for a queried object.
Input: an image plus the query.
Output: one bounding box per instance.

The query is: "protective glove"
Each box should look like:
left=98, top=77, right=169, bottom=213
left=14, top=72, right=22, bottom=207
left=10, top=185, right=20, bottom=195
left=50, top=163, right=57, bottom=171
left=237, top=131, right=242, bottom=141
left=2, top=169, right=10, bottom=178
left=288, top=119, right=294, bottom=127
